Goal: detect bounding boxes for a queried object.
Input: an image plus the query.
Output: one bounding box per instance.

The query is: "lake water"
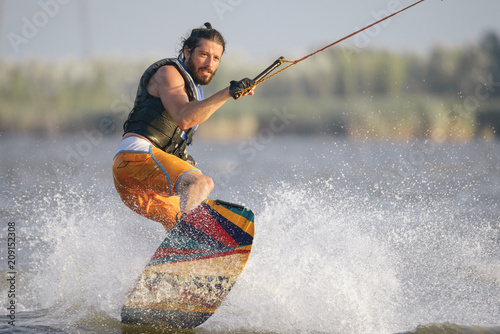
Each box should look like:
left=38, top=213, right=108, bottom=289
left=0, top=133, right=499, bottom=333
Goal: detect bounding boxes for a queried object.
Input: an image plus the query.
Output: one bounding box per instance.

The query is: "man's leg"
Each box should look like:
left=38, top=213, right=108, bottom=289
left=176, top=171, right=214, bottom=211
left=113, top=151, right=183, bottom=230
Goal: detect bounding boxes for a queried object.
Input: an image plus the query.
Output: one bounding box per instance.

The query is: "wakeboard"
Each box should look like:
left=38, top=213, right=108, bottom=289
left=121, top=199, right=254, bottom=329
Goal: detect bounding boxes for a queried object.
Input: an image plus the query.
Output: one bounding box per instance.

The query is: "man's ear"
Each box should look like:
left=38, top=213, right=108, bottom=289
left=183, top=46, right=191, bottom=60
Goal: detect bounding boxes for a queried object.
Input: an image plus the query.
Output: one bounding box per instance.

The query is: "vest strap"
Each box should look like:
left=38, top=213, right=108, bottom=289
left=123, top=58, right=203, bottom=165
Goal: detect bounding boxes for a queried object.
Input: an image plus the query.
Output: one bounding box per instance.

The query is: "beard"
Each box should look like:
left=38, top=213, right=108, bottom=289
left=185, top=56, right=216, bottom=85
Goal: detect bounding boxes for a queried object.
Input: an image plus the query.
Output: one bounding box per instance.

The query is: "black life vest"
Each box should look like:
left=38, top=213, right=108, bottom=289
left=123, top=58, right=203, bottom=164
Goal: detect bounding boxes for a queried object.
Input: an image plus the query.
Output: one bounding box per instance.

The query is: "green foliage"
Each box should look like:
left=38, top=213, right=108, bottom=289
left=0, top=58, right=148, bottom=132
left=1, top=32, right=499, bottom=140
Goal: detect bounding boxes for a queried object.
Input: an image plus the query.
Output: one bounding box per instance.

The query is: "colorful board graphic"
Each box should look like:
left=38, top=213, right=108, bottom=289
left=121, top=199, right=255, bottom=329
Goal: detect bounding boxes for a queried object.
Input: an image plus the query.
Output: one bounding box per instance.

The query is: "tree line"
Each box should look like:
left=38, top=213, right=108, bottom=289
left=246, top=31, right=500, bottom=99
left=0, top=31, right=499, bottom=139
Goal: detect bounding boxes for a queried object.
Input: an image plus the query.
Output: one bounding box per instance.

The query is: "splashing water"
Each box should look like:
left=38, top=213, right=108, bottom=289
left=1, top=136, right=499, bottom=334
left=208, top=180, right=401, bottom=334
left=1, top=157, right=165, bottom=332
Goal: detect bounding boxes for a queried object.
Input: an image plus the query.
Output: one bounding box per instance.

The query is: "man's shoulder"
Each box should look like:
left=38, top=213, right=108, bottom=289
left=151, top=62, right=185, bottom=84
left=149, top=58, right=183, bottom=73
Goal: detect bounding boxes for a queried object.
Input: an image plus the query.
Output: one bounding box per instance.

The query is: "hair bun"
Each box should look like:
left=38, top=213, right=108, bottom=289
left=204, top=22, right=213, bottom=29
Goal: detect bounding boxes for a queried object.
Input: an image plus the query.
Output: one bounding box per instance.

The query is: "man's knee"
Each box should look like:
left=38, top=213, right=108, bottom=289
left=204, top=175, right=214, bottom=192
left=195, top=173, right=214, bottom=193
left=178, top=172, right=214, bottom=193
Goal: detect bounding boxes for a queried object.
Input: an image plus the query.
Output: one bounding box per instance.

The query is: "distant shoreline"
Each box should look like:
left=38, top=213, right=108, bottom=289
left=2, top=32, right=500, bottom=141
left=1, top=96, right=498, bottom=143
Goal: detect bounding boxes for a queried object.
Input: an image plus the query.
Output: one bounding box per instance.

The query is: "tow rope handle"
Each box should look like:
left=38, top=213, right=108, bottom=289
left=233, top=56, right=285, bottom=99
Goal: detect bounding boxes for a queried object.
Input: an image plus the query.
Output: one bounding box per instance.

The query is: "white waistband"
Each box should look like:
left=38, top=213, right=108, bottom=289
left=115, top=136, right=152, bottom=156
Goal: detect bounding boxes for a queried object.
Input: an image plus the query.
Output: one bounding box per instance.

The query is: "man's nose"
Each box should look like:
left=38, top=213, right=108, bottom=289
left=205, top=56, right=216, bottom=68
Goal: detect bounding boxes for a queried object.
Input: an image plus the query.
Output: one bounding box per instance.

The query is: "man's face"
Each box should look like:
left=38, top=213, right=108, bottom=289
left=184, top=38, right=223, bottom=85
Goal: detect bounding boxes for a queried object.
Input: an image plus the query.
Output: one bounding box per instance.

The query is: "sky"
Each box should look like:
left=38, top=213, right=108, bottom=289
left=1, top=0, right=500, bottom=62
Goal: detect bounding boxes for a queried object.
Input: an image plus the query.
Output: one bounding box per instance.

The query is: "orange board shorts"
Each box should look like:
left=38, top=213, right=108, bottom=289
left=112, top=144, right=200, bottom=230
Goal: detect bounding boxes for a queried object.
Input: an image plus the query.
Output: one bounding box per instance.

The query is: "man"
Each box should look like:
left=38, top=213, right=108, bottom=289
left=112, top=23, right=254, bottom=230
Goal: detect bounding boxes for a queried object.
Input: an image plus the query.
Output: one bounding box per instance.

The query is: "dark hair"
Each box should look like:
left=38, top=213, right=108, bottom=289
left=178, top=22, right=226, bottom=61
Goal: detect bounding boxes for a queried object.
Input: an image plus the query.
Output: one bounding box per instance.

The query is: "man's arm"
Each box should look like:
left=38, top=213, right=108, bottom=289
left=148, top=65, right=232, bottom=130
